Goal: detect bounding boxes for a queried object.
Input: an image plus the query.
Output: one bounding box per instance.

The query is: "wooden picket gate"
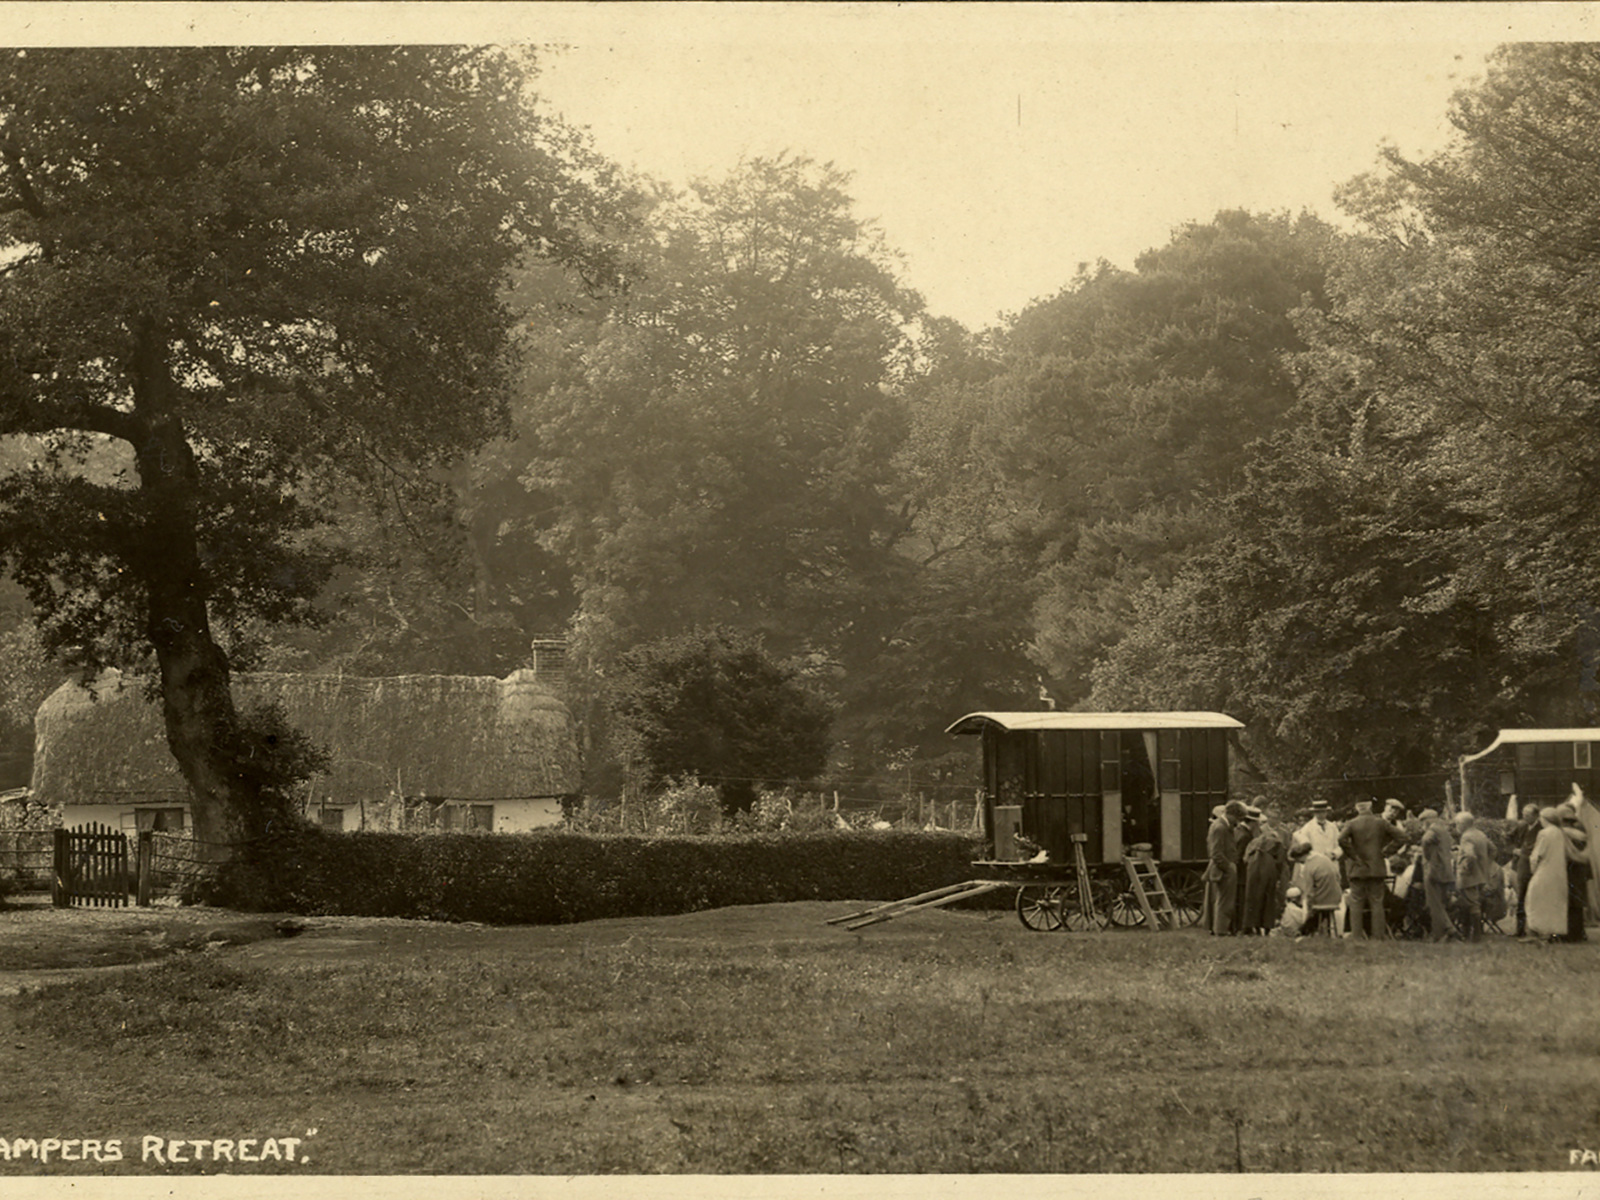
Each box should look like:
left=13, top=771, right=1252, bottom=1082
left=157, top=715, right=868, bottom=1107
left=53, top=823, right=129, bottom=908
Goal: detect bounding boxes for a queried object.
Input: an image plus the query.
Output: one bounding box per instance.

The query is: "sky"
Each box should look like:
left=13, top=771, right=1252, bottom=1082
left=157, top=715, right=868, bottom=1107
left=528, top=10, right=1505, bottom=329
left=11, top=2, right=1600, bottom=329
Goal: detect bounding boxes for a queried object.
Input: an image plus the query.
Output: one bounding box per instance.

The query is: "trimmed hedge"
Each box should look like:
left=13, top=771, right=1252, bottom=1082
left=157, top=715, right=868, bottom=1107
left=210, top=826, right=989, bottom=924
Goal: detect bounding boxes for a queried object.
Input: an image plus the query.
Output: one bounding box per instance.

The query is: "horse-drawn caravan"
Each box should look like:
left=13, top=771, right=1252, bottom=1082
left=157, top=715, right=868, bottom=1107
left=831, top=710, right=1245, bottom=932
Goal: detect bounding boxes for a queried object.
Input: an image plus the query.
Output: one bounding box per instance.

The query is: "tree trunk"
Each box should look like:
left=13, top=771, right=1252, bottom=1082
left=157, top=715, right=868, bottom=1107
left=130, top=328, right=258, bottom=862
left=147, top=600, right=256, bottom=861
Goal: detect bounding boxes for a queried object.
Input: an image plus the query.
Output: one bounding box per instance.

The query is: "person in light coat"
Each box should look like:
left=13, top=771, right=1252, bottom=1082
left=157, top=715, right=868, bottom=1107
left=1294, top=800, right=1342, bottom=864
left=1276, top=885, right=1307, bottom=936
left=1526, top=806, right=1570, bottom=940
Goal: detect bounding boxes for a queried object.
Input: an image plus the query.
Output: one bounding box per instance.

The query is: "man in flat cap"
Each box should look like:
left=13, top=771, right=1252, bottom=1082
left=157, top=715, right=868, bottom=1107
left=1289, top=840, right=1342, bottom=937
left=1453, top=811, right=1496, bottom=941
left=1340, top=799, right=1404, bottom=939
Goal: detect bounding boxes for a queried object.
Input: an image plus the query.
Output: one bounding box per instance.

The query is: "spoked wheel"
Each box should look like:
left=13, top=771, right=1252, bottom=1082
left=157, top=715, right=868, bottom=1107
left=1016, top=885, right=1068, bottom=931
left=1097, top=876, right=1147, bottom=928
left=1161, top=867, right=1205, bottom=928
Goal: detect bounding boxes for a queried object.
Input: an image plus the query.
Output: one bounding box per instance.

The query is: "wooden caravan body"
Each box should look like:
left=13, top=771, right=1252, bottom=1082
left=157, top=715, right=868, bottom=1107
left=1458, top=728, right=1600, bottom=815
left=946, top=711, right=1244, bottom=866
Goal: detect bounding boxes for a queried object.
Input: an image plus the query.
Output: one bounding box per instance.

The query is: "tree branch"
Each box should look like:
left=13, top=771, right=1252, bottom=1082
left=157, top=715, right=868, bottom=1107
left=0, top=133, right=49, bottom=221
left=9, top=397, right=143, bottom=443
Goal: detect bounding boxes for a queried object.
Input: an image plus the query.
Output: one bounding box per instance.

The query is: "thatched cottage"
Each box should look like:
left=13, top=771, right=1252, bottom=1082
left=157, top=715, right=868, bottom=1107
left=31, top=668, right=579, bottom=834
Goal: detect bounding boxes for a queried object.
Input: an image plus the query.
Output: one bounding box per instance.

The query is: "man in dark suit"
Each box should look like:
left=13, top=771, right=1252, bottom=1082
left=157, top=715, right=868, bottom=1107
left=1557, top=799, right=1592, bottom=943
left=1418, top=808, right=1456, bottom=941
left=1205, top=800, right=1247, bottom=935
left=1339, top=799, right=1404, bottom=939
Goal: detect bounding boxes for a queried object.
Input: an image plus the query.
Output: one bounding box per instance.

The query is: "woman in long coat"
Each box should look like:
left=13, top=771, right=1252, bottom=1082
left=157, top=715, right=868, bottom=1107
left=1525, top=807, right=1569, bottom=940
left=1242, top=819, right=1286, bottom=934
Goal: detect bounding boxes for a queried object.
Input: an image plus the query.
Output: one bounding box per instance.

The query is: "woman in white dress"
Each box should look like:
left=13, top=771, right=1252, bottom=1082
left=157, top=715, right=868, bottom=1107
left=1525, top=806, right=1569, bottom=940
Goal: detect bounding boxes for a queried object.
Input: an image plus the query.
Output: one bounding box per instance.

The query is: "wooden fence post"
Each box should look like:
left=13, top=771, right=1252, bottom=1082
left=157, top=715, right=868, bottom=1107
left=136, top=830, right=153, bottom=907
left=51, top=826, right=66, bottom=907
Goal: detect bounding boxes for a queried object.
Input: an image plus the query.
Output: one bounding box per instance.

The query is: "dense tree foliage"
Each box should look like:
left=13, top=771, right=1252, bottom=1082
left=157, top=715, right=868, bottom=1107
left=1093, top=44, right=1600, bottom=799
left=518, top=155, right=920, bottom=662
left=0, top=47, right=618, bottom=847
left=811, top=211, right=1340, bottom=763
left=834, top=317, right=1036, bottom=763
left=1088, top=384, right=1514, bottom=802
left=974, top=210, right=1337, bottom=705
left=612, top=627, right=833, bottom=813
left=7, top=39, right=1592, bottom=819
left=497, top=156, right=971, bottom=779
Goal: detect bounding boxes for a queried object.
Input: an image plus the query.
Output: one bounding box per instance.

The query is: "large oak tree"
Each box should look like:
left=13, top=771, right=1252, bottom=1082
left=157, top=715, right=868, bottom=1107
left=0, top=47, right=617, bottom=851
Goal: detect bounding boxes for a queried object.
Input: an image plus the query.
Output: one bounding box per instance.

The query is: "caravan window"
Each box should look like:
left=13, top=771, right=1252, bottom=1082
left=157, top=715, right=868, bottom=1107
left=1577, top=743, right=1592, bottom=770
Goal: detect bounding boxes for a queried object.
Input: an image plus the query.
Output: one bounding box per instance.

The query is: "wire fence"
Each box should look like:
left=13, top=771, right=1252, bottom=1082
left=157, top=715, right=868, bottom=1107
left=0, top=827, right=238, bottom=902
left=137, top=830, right=227, bottom=900
left=0, top=829, right=54, bottom=888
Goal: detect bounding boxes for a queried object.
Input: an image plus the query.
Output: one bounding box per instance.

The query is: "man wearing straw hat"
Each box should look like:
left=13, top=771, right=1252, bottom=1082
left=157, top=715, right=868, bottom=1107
left=1294, top=800, right=1342, bottom=866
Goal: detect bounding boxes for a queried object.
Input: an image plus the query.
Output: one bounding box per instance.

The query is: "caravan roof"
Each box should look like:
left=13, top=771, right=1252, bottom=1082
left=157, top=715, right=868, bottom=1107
left=1461, top=729, right=1600, bottom=766
left=946, top=711, right=1243, bottom=736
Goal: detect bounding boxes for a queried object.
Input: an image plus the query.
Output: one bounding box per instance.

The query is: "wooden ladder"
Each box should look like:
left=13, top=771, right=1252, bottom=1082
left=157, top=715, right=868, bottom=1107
left=1122, top=850, right=1178, bottom=931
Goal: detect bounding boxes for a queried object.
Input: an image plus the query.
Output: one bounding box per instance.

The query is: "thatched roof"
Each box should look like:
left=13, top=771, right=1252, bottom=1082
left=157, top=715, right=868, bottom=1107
left=31, top=668, right=579, bottom=807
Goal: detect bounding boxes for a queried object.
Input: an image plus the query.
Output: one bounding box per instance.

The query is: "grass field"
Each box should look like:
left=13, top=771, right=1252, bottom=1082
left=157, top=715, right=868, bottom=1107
left=0, top=898, right=1597, bottom=1175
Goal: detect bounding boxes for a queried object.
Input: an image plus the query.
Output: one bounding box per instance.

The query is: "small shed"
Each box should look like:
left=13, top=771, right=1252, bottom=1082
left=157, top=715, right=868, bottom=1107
left=946, top=711, right=1244, bottom=866
left=1458, top=728, right=1600, bottom=814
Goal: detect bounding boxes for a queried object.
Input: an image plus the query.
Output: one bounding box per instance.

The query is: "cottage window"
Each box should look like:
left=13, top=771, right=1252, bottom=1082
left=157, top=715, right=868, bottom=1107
left=1577, top=743, right=1592, bottom=770
left=319, top=806, right=346, bottom=832
left=420, top=801, right=494, bottom=832
left=134, top=807, right=185, bottom=833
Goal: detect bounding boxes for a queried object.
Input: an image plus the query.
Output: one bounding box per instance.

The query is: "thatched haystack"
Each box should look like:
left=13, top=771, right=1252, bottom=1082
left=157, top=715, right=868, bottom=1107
left=31, top=668, right=579, bottom=809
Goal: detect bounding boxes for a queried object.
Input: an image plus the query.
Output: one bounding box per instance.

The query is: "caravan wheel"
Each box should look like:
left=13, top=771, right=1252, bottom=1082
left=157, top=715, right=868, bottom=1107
left=1015, top=885, right=1068, bottom=932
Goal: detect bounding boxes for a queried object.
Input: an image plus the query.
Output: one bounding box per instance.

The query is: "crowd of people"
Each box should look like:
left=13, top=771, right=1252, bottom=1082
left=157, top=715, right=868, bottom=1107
left=1197, top=791, right=1596, bottom=943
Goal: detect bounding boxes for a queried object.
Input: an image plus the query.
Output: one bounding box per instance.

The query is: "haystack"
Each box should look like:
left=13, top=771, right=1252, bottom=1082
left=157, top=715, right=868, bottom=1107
left=30, top=668, right=579, bottom=808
